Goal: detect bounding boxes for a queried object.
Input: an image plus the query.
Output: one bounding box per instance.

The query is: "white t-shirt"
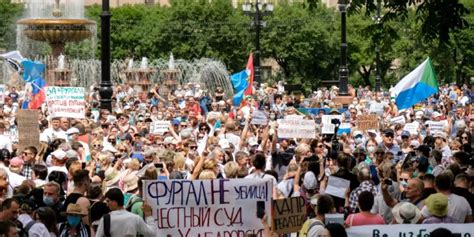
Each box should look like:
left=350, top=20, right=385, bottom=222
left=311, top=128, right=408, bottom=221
left=0, top=134, right=12, bottom=152
left=421, top=193, right=472, bottom=223
left=47, top=165, right=68, bottom=176
left=245, top=171, right=277, bottom=187
left=40, top=128, right=67, bottom=143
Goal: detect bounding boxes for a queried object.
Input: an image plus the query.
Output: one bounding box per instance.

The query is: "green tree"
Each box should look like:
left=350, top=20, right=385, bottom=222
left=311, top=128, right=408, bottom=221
left=0, top=0, right=23, bottom=51
left=262, top=3, right=339, bottom=89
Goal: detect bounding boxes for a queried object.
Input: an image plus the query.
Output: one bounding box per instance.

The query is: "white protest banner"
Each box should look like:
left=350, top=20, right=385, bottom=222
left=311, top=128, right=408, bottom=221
left=390, top=116, right=406, bottom=125
left=277, top=119, right=316, bottom=139
left=0, top=85, right=5, bottom=104
left=144, top=179, right=272, bottom=236
left=45, top=87, right=85, bottom=119
left=285, top=114, right=304, bottom=120
left=4, top=130, right=18, bottom=142
left=404, top=123, right=418, bottom=135
left=150, top=120, right=170, bottom=134
left=346, top=223, right=474, bottom=237
left=322, top=115, right=342, bottom=134
left=427, top=120, right=446, bottom=133
left=252, top=110, right=268, bottom=125
left=324, top=176, right=350, bottom=199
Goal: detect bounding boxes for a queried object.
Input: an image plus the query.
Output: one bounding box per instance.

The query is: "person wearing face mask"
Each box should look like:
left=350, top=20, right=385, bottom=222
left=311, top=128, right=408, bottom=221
left=42, top=182, right=64, bottom=222
left=58, top=204, right=90, bottom=237
left=352, top=131, right=366, bottom=148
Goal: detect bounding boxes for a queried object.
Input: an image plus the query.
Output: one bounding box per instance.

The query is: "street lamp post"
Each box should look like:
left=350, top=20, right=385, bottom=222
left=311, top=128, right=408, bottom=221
left=99, top=0, right=113, bottom=112
left=243, top=0, right=273, bottom=87
left=374, top=0, right=382, bottom=92
left=338, top=0, right=349, bottom=96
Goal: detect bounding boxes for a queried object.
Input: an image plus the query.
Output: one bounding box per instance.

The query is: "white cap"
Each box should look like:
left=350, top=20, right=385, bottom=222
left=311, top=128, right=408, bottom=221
left=66, top=127, right=80, bottom=135
left=432, top=111, right=442, bottom=118
left=415, top=111, right=424, bottom=119
left=51, top=149, right=66, bottom=160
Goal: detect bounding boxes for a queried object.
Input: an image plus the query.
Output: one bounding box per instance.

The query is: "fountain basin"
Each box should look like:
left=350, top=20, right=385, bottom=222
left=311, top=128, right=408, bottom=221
left=17, top=18, right=96, bottom=57
left=18, top=19, right=95, bottom=43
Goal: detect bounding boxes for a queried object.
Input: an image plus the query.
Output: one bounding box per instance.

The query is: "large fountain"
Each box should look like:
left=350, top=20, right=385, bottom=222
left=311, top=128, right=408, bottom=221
left=17, top=0, right=96, bottom=57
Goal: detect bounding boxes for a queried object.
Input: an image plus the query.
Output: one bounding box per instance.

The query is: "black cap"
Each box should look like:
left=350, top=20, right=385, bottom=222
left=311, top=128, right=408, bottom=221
left=383, top=129, right=394, bottom=136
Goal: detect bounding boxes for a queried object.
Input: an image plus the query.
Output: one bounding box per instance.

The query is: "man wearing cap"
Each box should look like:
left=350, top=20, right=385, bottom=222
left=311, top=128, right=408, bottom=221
left=380, top=129, right=402, bottom=163
left=433, top=132, right=452, bottom=163
left=47, top=149, right=68, bottom=176
left=67, top=127, right=91, bottom=163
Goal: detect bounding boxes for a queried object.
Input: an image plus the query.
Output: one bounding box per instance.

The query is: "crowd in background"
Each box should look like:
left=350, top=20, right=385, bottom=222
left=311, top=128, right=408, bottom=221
left=0, top=81, right=471, bottom=237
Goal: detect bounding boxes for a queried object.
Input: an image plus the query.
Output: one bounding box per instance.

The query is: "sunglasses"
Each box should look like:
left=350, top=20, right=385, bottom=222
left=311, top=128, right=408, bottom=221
left=190, top=146, right=197, bottom=150
left=93, top=144, right=102, bottom=148
left=399, top=178, right=409, bottom=182
left=376, top=152, right=384, bottom=155
left=461, top=136, right=468, bottom=139
left=23, top=152, right=32, bottom=155
left=317, top=145, right=324, bottom=148
left=384, top=134, right=394, bottom=138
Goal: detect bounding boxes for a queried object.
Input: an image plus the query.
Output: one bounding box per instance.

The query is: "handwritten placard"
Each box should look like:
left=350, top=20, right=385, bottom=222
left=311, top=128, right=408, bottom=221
left=252, top=110, right=268, bottom=125
left=390, top=116, right=406, bottom=125
left=357, top=114, right=379, bottom=131
left=0, top=85, right=5, bottom=104
left=150, top=120, right=170, bottom=135
left=144, top=179, right=272, bottom=236
left=45, top=87, right=85, bottom=119
left=426, top=120, right=446, bottom=133
left=277, top=119, right=316, bottom=139
left=403, top=123, right=418, bottom=135
left=321, top=115, right=343, bottom=134
left=16, top=110, right=39, bottom=151
left=273, top=197, right=306, bottom=234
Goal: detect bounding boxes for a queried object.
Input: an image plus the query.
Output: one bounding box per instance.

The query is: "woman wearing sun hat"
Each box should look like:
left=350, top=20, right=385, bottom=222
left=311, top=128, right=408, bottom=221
left=57, top=203, right=90, bottom=237
left=422, top=193, right=457, bottom=224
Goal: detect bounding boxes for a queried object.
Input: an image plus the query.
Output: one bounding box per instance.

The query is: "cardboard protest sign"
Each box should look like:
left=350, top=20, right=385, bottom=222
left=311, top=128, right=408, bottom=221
left=273, top=197, right=306, bottom=234
left=321, top=115, right=343, bottom=134
left=45, top=87, right=85, bottom=119
left=277, top=119, right=316, bottom=139
left=356, top=114, right=379, bottom=131
left=0, top=85, right=5, bottom=104
left=252, top=110, right=268, bottom=125
left=16, top=110, right=40, bottom=151
left=346, top=223, right=474, bottom=237
left=390, top=116, right=406, bottom=125
left=150, top=120, right=170, bottom=134
left=144, top=179, right=272, bottom=236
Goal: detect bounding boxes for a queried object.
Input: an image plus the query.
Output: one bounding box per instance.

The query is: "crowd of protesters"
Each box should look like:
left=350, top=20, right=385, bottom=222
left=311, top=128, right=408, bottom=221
left=0, top=80, right=471, bottom=237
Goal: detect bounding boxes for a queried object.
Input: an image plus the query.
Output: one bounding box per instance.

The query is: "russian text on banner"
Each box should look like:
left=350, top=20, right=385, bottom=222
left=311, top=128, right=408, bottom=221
left=45, top=87, right=85, bottom=119
left=277, top=119, right=316, bottom=139
left=144, top=179, right=272, bottom=236
left=346, top=223, right=474, bottom=237
left=272, top=197, right=306, bottom=234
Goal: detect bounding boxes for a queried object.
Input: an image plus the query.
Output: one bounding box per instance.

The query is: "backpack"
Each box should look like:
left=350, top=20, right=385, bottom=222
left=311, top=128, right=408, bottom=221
left=126, top=195, right=143, bottom=212
left=18, top=220, right=36, bottom=237
left=299, top=219, right=325, bottom=237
